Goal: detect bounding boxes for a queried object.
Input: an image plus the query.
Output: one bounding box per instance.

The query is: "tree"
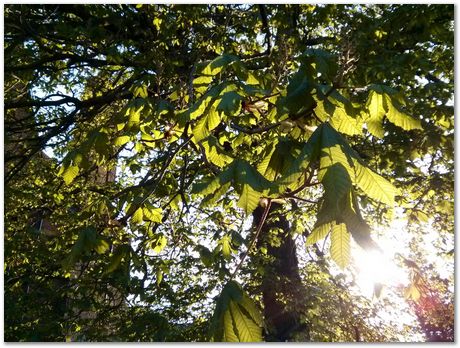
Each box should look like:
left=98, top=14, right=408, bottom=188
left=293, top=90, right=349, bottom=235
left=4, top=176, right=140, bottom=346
left=4, top=4, right=453, bottom=342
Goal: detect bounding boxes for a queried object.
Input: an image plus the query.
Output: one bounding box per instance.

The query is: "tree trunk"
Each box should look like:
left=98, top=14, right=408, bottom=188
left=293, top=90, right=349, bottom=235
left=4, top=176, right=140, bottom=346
left=252, top=202, right=309, bottom=341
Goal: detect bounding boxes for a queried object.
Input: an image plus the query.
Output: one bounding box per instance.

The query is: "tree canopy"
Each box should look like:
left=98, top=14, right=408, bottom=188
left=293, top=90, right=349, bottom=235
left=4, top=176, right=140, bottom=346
left=4, top=4, right=454, bottom=342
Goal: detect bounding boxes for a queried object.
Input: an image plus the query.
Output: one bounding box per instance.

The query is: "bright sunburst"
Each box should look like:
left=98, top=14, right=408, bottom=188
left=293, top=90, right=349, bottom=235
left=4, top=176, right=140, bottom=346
left=353, top=248, right=406, bottom=297
left=352, top=218, right=412, bottom=298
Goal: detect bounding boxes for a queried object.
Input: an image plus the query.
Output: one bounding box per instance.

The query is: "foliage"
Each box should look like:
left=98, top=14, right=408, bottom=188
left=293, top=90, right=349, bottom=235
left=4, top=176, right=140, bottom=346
left=4, top=4, right=453, bottom=342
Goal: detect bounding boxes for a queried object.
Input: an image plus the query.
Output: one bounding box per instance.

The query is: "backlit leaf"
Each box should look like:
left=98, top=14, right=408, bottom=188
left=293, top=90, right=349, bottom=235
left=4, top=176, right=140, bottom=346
left=237, top=184, right=261, bottom=215
left=355, top=162, right=396, bottom=206
left=385, top=94, right=423, bottom=131
left=330, top=223, right=350, bottom=269
left=62, top=165, right=79, bottom=185
left=219, top=235, right=234, bottom=260
left=143, top=205, right=163, bottom=223
left=193, top=105, right=221, bottom=143
left=307, top=222, right=332, bottom=245
left=222, top=310, right=239, bottom=342
left=202, top=136, right=234, bottom=168
left=229, top=301, right=262, bottom=342
left=131, top=207, right=143, bottom=224
left=210, top=280, right=263, bottom=342
left=365, top=90, right=387, bottom=138
left=114, top=135, right=131, bottom=146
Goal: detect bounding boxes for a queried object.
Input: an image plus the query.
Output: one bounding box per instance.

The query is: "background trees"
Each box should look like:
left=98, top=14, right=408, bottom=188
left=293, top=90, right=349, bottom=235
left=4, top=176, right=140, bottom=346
left=4, top=4, right=453, bottom=342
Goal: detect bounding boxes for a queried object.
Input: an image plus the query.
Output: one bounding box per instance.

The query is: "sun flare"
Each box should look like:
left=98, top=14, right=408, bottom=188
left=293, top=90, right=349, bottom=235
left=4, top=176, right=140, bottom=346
left=353, top=247, right=407, bottom=298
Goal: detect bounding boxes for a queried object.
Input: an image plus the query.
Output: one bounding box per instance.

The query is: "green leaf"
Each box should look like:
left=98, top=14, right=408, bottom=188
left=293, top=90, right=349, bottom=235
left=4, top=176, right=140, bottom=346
left=320, top=163, right=352, bottom=205
left=365, top=90, right=387, bottom=138
left=411, top=209, right=429, bottom=223
left=192, top=162, right=235, bottom=196
left=315, top=99, right=362, bottom=136
left=258, top=138, right=303, bottom=182
left=244, top=72, right=259, bottom=85
left=307, top=222, right=332, bottom=245
left=219, top=235, right=234, bottom=260
left=193, top=55, right=239, bottom=94
left=105, top=245, right=129, bottom=274
left=132, top=84, right=148, bottom=98
left=197, top=245, right=214, bottom=267
left=148, top=234, right=167, bottom=254
left=192, top=105, right=221, bottom=143
left=200, top=54, right=239, bottom=77
left=235, top=159, right=274, bottom=192
left=94, top=238, right=110, bottom=254
left=302, top=49, right=337, bottom=81
left=156, top=268, right=163, bottom=285
left=216, top=91, right=243, bottom=117
left=240, top=293, right=263, bottom=326
left=131, top=207, right=143, bottom=224
left=319, top=123, right=396, bottom=205
left=152, top=17, right=162, bottom=30
left=61, top=165, right=79, bottom=185
left=318, top=123, right=355, bottom=181
left=178, top=84, right=223, bottom=125
left=237, top=184, right=261, bottom=216
left=355, top=162, right=396, bottom=206
left=143, top=205, right=163, bottom=223
left=114, top=135, right=131, bottom=146
left=384, top=94, right=423, bottom=131
left=222, top=309, right=239, bottom=342
left=202, top=136, right=234, bottom=168
left=341, top=191, right=377, bottom=250
left=366, top=88, right=388, bottom=119
left=210, top=281, right=263, bottom=342
left=279, top=68, right=315, bottom=115
left=124, top=99, right=145, bottom=130
left=63, top=231, right=85, bottom=270
left=276, top=127, right=322, bottom=191
left=229, top=301, right=262, bottom=342
left=330, top=223, right=350, bottom=269
left=200, top=182, right=232, bottom=208
left=194, top=159, right=273, bottom=215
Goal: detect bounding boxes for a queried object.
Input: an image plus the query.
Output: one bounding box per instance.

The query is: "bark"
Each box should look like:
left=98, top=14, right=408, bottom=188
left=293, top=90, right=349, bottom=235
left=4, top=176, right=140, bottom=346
left=253, top=202, right=309, bottom=341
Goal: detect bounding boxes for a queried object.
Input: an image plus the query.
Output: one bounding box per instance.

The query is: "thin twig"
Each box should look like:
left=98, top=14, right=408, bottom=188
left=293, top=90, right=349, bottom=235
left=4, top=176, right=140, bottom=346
left=231, top=199, right=272, bottom=279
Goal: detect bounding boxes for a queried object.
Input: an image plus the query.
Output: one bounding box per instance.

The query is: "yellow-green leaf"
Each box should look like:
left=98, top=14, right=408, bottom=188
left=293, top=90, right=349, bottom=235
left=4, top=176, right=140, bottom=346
left=220, top=235, right=233, bottom=260
left=94, top=239, right=110, bottom=254
left=365, top=90, right=387, bottom=138
left=240, top=294, right=263, bottom=326
left=307, top=222, right=332, bottom=245
left=366, top=90, right=387, bottom=120
left=131, top=207, right=143, bottom=224
left=210, top=280, right=263, bottom=342
left=192, top=105, right=220, bottom=143
left=222, top=309, right=239, bottom=342
left=143, top=206, right=163, bottom=223
left=354, top=162, right=396, bottom=206
left=114, top=135, right=131, bottom=146
left=330, top=223, right=350, bottom=269
left=62, top=165, right=79, bottom=185
left=147, top=234, right=168, bottom=254
left=105, top=245, right=128, bottom=274
left=229, top=301, right=262, bottom=342
left=315, top=100, right=362, bottom=136
left=202, top=137, right=233, bottom=168
left=237, top=184, right=261, bottom=215
left=385, top=94, right=422, bottom=131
